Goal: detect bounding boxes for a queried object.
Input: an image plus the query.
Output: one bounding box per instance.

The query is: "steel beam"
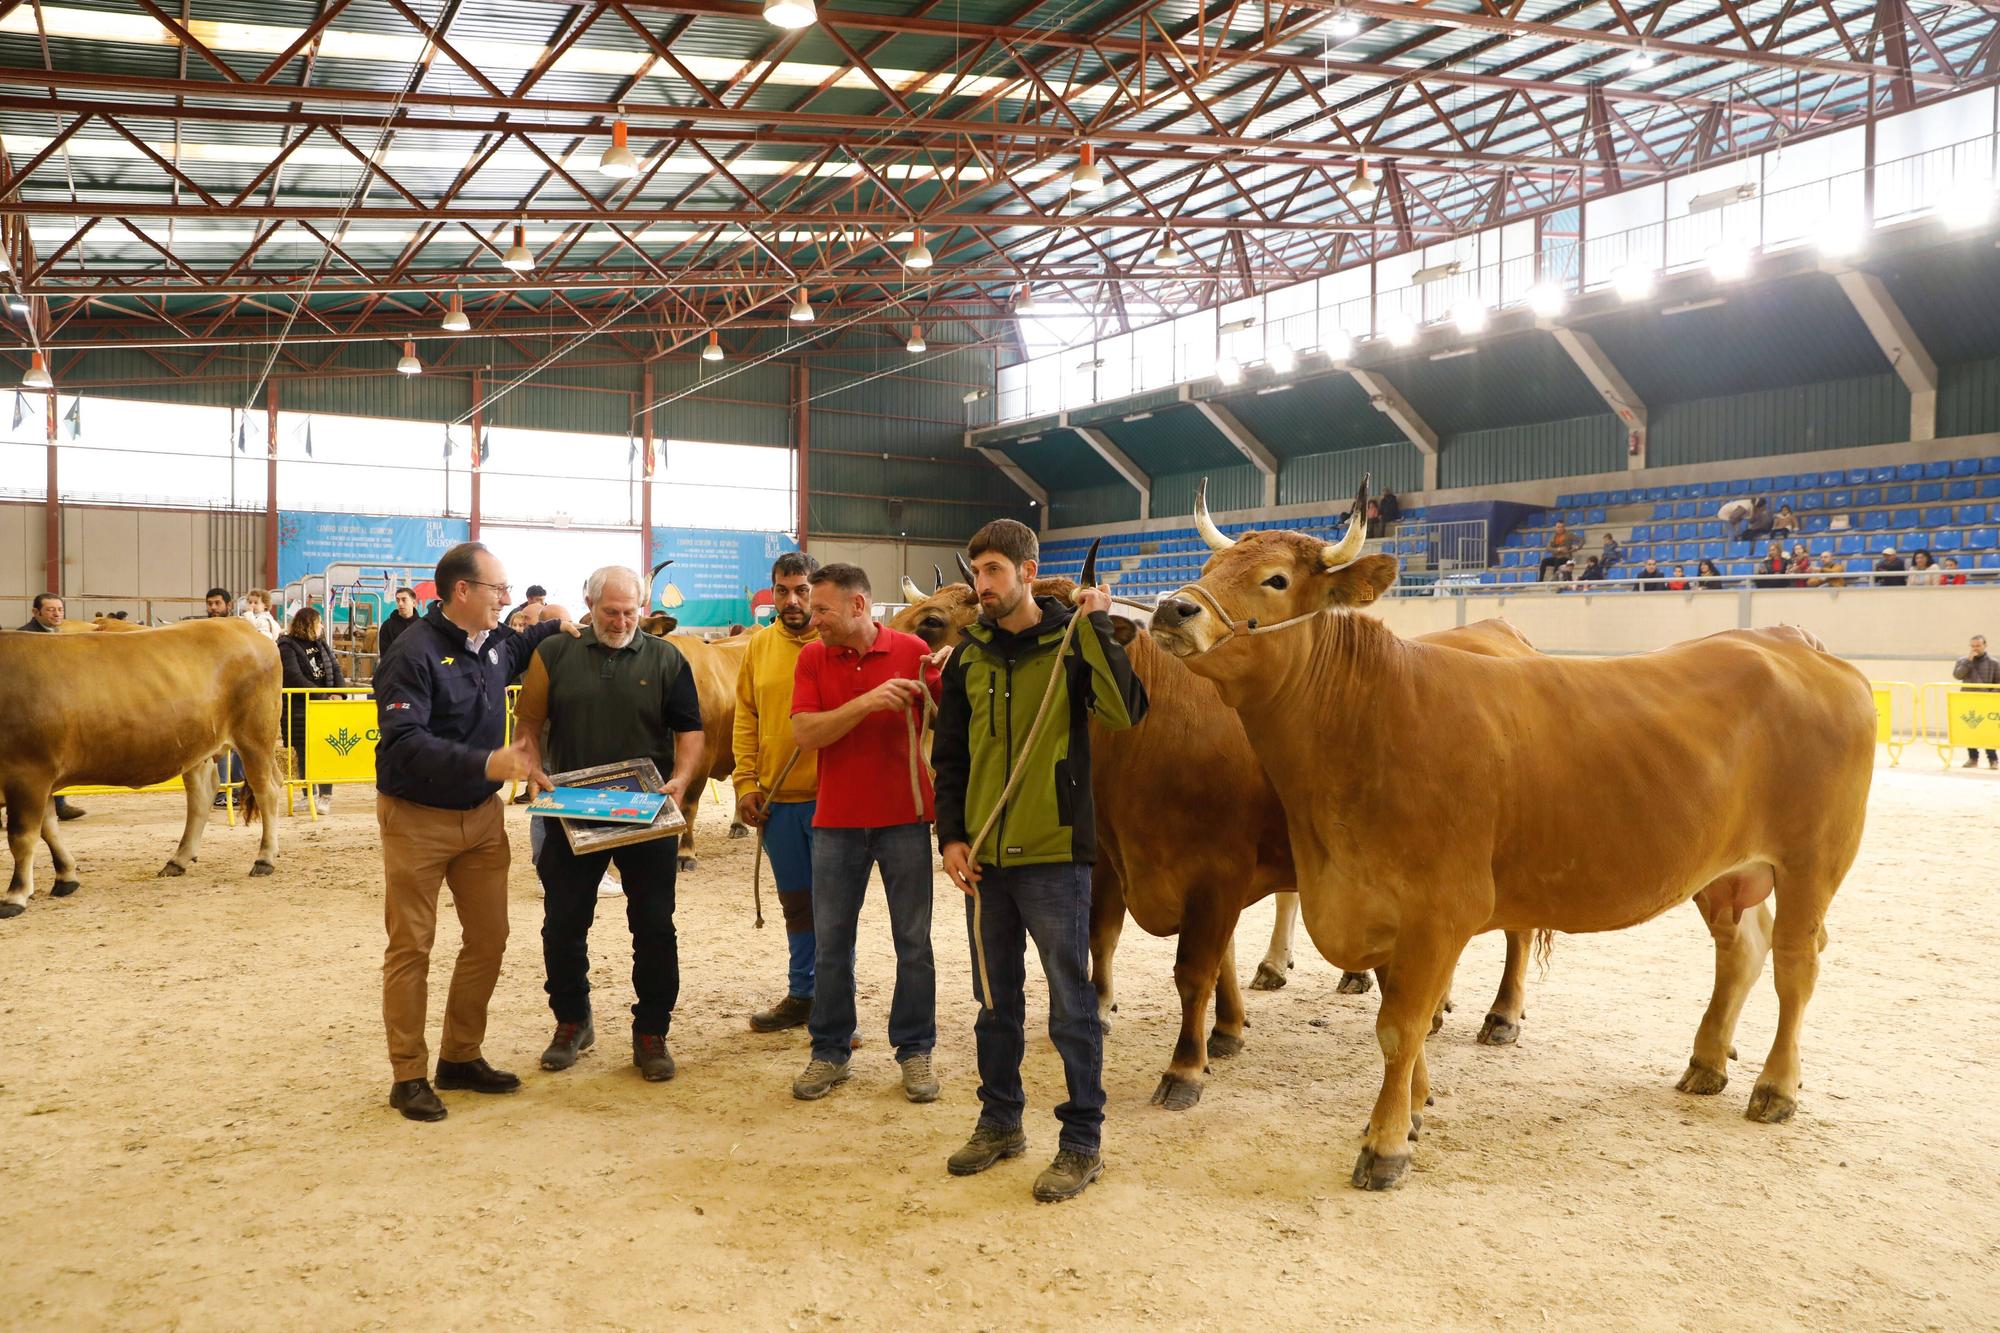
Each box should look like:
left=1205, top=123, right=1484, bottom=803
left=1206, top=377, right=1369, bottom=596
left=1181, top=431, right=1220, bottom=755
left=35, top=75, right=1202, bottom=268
left=1829, top=266, right=1939, bottom=441
left=969, top=437, right=1050, bottom=532
left=1550, top=327, right=1650, bottom=470
left=1187, top=393, right=1279, bottom=507
left=1348, top=368, right=1439, bottom=491
left=1074, top=425, right=1153, bottom=520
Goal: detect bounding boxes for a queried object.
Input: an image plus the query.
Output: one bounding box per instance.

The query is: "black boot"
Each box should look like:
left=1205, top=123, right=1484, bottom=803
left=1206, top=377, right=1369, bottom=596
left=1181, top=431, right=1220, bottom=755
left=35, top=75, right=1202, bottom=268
left=433, top=1057, right=521, bottom=1093
left=389, top=1077, right=447, bottom=1122
left=541, top=1019, right=595, bottom=1071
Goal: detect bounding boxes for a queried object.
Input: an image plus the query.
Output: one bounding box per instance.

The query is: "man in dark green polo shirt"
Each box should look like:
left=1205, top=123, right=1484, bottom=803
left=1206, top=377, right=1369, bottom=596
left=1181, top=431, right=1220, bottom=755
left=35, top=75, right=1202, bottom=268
left=511, top=565, right=705, bottom=1083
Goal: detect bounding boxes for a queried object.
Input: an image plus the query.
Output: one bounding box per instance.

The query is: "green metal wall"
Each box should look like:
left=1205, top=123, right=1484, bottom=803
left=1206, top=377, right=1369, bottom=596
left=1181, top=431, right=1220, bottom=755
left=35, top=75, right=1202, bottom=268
left=1647, top=373, right=1908, bottom=468
left=1153, top=465, right=1262, bottom=517
left=1938, top=356, right=2000, bottom=437
left=1439, top=414, right=1625, bottom=489
left=1050, top=482, right=1141, bottom=529
left=1277, top=441, right=1425, bottom=507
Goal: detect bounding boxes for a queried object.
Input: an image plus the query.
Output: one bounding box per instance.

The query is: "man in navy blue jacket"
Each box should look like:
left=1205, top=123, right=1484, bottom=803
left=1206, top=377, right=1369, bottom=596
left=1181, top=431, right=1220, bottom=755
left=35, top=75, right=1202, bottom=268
left=372, top=541, right=575, bottom=1122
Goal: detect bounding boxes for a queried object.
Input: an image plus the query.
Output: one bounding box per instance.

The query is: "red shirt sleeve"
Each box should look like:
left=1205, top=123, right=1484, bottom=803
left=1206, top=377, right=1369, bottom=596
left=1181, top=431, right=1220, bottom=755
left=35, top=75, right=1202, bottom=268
left=790, top=641, right=824, bottom=716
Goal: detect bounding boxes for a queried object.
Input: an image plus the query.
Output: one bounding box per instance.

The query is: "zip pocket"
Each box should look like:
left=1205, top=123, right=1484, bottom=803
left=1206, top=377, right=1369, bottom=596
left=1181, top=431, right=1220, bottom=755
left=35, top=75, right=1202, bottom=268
left=986, top=673, right=997, bottom=737
left=1053, top=757, right=1075, bottom=827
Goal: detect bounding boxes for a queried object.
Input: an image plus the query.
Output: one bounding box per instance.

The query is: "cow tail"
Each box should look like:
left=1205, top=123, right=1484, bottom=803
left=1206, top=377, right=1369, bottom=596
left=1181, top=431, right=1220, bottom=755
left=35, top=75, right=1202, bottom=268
left=1533, top=928, right=1556, bottom=976
left=238, top=778, right=260, bottom=825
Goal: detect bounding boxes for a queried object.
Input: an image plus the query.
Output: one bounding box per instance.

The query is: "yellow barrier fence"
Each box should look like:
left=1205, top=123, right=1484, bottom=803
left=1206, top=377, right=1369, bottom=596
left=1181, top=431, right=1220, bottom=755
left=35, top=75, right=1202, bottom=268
left=1872, top=682, right=1918, bottom=767
left=1921, top=681, right=2000, bottom=769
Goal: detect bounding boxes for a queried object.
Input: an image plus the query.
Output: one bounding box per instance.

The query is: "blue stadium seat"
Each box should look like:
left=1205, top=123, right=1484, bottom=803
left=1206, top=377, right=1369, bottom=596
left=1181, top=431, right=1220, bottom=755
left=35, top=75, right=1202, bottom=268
left=1846, top=556, right=1874, bottom=573
left=1588, top=491, right=1608, bottom=505
left=1982, top=479, right=2000, bottom=499
left=1933, top=531, right=1963, bottom=552
left=1923, top=506, right=1953, bottom=527
left=1960, top=504, right=1989, bottom=525
left=1916, top=482, right=1944, bottom=502
left=1836, top=534, right=1864, bottom=554
left=1828, top=488, right=1852, bottom=507
left=1953, top=458, right=1980, bottom=477
left=1674, top=543, right=1696, bottom=561
left=1884, top=483, right=1912, bottom=505
left=1861, top=511, right=1890, bottom=531
left=1973, top=529, right=2000, bottom=551
left=1665, top=485, right=1687, bottom=500
left=1587, top=507, right=1606, bottom=524
left=1950, top=479, right=1976, bottom=501
left=1805, top=514, right=1831, bottom=532
left=1608, top=489, right=1630, bottom=505
left=1652, top=503, right=1674, bottom=519
left=1893, top=464, right=1919, bottom=482
left=1923, top=461, right=1949, bottom=480
left=1856, top=486, right=1881, bottom=506
left=1819, top=471, right=1843, bottom=487
left=1800, top=492, right=1824, bottom=511
left=1701, top=540, right=1726, bottom=559
left=1847, top=467, right=1871, bottom=484
left=1670, top=522, right=1691, bottom=539
left=1686, top=482, right=1710, bottom=499
left=1729, top=561, right=1755, bottom=576
left=1699, top=521, right=1722, bottom=538
left=1889, top=510, right=1919, bottom=530
left=1726, top=479, right=1753, bottom=495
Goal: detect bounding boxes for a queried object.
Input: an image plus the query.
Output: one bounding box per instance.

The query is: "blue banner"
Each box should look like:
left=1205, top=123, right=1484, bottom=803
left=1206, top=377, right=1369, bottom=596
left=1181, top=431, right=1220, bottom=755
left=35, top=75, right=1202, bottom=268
left=278, top=510, right=470, bottom=595
left=648, top=526, right=798, bottom=627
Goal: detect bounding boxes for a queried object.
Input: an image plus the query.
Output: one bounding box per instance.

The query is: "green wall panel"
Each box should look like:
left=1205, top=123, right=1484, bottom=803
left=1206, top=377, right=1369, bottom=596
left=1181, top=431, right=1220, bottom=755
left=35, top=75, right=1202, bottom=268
left=1938, top=356, right=2000, bottom=438
left=1278, top=441, right=1424, bottom=507
left=1050, top=483, right=1141, bottom=529
left=1153, top=465, right=1262, bottom=517
left=1440, top=415, right=1625, bottom=489
left=1648, top=374, right=1906, bottom=468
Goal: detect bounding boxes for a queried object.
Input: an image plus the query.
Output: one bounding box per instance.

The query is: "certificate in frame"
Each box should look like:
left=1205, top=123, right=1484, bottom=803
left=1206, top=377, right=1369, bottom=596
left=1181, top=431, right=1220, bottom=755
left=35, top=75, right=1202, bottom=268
left=545, top=758, right=689, bottom=854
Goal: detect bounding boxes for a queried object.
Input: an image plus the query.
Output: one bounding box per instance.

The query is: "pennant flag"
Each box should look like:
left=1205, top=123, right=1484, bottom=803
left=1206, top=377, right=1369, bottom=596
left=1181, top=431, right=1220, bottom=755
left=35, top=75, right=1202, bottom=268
left=628, top=435, right=637, bottom=465
left=442, top=426, right=454, bottom=459
left=236, top=413, right=248, bottom=454
left=62, top=396, right=80, bottom=440
left=478, top=428, right=491, bottom=465
left=302, top=419, right=313, bottom=457
left=11, top=391, right=24, bottom=431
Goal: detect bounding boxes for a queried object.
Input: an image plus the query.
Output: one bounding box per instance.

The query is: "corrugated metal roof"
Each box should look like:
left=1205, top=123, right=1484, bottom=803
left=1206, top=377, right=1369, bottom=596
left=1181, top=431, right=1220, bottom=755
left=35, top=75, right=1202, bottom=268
left=998, top=427, right=1125, bottom=491
left=1384, top=331, right=1606, bottom=434
left=1215, top=375, right=1406, bottom=459
left=1094, top=405, right=1239, bottom=478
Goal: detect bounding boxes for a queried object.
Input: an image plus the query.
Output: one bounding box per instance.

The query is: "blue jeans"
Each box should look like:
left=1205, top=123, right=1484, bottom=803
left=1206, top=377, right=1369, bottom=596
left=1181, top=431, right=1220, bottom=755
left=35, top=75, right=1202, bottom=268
left=763, top=799, right=817, bottom=999
left=965, top=861, right=1104, bottom=1156
left=808, top=822, right=935, bottom=1065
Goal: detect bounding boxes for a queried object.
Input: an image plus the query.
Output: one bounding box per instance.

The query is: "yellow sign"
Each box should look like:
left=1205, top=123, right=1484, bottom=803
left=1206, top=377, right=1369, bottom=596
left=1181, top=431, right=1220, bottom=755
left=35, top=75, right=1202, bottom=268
left=1945, top=689, right=2000, bottom=750
left=1872, top=687, right=1892, bottom=744
left=305, top=698, right=381, bottom=784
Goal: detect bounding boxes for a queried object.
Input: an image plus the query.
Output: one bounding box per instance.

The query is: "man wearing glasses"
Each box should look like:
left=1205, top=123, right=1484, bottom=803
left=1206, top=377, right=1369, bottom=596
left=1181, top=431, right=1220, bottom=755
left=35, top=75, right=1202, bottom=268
left=371, top=541, right=577, bottom=1122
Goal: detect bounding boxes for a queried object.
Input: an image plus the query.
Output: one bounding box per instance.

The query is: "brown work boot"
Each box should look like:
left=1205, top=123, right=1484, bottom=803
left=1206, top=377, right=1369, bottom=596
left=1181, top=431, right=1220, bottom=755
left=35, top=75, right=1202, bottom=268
left=541, top=1019, right=595, bottom=1071
left=633, top=1033, right=676, bottom=1082
left=1032, top=1149, right=1104, bottom=1203
left=750, top=993, right=812, bottom=1033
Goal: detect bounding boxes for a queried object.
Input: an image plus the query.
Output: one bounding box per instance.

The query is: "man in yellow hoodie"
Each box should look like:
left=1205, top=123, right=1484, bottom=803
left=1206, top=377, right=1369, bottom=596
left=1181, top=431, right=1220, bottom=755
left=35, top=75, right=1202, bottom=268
left=733, top=551, right=822, bottom=1031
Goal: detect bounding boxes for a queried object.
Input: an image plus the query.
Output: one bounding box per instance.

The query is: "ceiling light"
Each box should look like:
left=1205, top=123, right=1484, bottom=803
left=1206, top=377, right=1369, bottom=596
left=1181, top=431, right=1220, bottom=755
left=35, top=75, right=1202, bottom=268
left=907, top=323, right=927, bottom=354
left=1708, top=239, right=1752, bottom=281
left=501, top=222, right=534, bottom=271
left=1527, top=282, right=1568, bottom=318
left=1015, top=285, right=1042, bottom=317
left=1330, top=8, right=1362, bottom=37
left=1689, top=182, right=1757, bottom=214
left=1256, top=384, right=1293, bottom=395
left=1326, top=329, right=1355, bottom=362
left=702, top=330, right=725, bottom=362
left=1268, top=343, right=1296, bottom=374
left=1348, top=161, right=1379, bottom=204
left=789, top=286, right=814, bottom=322
left=1069, top=144, right=1104, bottom=196
left=1817, top=220, right=1865, bottom=258
left=1452, top=300, right=1489, bottom=335
left=396, top=340, right=421, bottom=375
left=22, top=350, right=51, bottom=388
left=1216, top=356, right=1243, bottom=386
left=904, top=229, right=933, bottom=270
left=1384, top=312, right=1417, bottom=347
left=762, top=0, right=816, bottom=29
left=6, top=297, right=28, bottom=315
left=1612, top=264, right=1656, bottom=301
left=1627, top=44, right=1660, bottom=71
left=1940, top=182, right=1994, bottom=231
left=440, top=292, right=470, bottom=332
left=1220, top=316, right=1257, bottom=334
left=598, top=118, right=638, bottom=179
left=962, top=388, right=990, bottom=404
left=1122, top=411, right=1154, bottom=422
left=1414, top=260, right=1463, bottom=285
left=1429, top=347, right=1477, bottom=361
left=1154, top=237, right=1187, bottom=266
left=1663, top=297, right=1728, bottom=316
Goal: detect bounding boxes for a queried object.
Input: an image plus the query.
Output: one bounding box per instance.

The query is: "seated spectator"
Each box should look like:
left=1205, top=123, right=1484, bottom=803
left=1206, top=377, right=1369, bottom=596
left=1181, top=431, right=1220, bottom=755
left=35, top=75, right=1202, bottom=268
left=1806, top=555, right=1846, bottom=588
left=1554, top=559, right=1579, bottom=591
left=278, top=606, right=345, bottom=817
left=1909, top=549, right=1939, bottom=587
left=240, top=588, right=280, bottom=641
left=1874, top=546, right=1908, bottom=587
left=1378, top=490, right=1401, bottom=524
left=1773, top=504, right=1797, bottom=540
left=1761, top=540, right=1792, bottom=588
left=1600, top=532, right=1623, bottom=568
left=1955, top=635, right=2000, bottom=769
left=1789, top=543, right=1814, bottom=582
left=1940, top=555, right=1969, bottom=586
left=205, top=587, right=233, bottom=618
left=1667, top=565, right=1689, bottom=591
left=1364, top=499, right=1385, bottom=539
left=1636, top=556, right=1670, bottom=590
left=1538, top=521, right=1583, bottom=581
left=1694, top=558, right=1724, bottom=591
left=1740, top=497, right=1773, bottom=551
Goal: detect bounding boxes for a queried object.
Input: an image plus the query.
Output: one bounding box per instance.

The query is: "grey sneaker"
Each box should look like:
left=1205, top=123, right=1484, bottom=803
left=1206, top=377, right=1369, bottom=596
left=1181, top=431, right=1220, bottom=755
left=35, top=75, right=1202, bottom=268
left=899, top=1052, right=940, bottom=1103
left=1032, top=1149, right=1103, bottom=1202
left=947, top=1124, right=1027, bottom=1177
left=791, top=1057, right=851, bottom=1101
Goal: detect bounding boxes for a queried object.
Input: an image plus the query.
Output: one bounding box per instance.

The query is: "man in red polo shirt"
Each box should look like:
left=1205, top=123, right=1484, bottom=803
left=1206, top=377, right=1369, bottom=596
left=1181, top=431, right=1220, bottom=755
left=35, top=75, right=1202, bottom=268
left=787, top=562, right=944, bottom=1104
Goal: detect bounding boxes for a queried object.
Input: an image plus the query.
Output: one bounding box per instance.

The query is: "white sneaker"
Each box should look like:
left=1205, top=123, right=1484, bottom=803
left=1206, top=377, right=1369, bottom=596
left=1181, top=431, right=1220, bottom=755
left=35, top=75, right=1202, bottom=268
left=597, top=871, right=623, bottom=898
left=312, top=797, right=330, bottom=816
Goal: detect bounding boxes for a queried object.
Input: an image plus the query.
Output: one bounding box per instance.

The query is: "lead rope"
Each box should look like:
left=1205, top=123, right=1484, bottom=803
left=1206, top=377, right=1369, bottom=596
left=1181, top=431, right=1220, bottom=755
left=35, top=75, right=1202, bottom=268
left=955, top=608, right=1087, bottom=1012
left=749, top=747, right=803, bottom=929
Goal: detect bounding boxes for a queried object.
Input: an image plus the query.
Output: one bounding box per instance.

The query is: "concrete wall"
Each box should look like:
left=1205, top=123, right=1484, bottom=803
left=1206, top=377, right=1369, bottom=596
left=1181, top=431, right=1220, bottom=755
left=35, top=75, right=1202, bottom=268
left=809, top=537, right=969, bottom=607
left=0, top=501, right=262, bottom=625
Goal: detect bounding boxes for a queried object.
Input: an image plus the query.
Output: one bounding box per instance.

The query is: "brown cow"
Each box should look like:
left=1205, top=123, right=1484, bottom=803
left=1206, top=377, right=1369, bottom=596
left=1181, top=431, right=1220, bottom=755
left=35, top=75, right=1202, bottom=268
left=635, top=613, right=751, bottom=870
left=1150, top=480, right=1875, bottom=1187
left=893, top=560, right=1538, bottom=1109
left=2, top=618, right=284, bottom=918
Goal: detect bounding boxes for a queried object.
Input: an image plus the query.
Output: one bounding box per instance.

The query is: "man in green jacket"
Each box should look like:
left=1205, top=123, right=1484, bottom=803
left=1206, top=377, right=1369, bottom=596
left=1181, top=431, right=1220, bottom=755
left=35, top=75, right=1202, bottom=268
left=933, top=518, right=1148, bottom=1202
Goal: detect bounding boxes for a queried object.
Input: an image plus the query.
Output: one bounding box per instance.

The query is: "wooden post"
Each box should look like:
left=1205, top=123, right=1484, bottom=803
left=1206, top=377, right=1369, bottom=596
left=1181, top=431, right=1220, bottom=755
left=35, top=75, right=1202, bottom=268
left=469, top=369, right=483, bottom=540
left=794, top=363, right=810, bottom=550
left=639, top=375, right=654, bottom=580
left=264, top=381, right=280, bottom=591
left=43, top=387, right=58, bottom=595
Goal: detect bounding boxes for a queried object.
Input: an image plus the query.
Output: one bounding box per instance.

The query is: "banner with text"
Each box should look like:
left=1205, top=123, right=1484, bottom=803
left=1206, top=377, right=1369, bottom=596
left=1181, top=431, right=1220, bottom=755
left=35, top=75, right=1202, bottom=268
left=648, top=527, right=798, bottom=627
left=278, top=510, right=470, bottom=606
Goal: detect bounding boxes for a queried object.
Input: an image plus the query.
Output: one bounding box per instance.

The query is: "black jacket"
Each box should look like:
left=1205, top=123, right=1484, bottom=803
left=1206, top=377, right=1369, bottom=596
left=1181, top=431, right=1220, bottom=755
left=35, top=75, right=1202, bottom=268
left=372, top=607, right=564, bottom=810
left=278, top=635, right=346, bottom=690
left=16, top=618, right=55, bottom=633
left=377, top=609, right=418, bottom=660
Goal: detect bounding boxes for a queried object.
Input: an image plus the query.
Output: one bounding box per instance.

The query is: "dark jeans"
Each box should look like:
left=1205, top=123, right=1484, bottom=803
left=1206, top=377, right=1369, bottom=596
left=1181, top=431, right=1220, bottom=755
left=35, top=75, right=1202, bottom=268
left=1536, top=555, right=1568, bottom=580
left=536, top=828, right=681, bottom=1036
left=808, top=822, right=935, bottom=1065
left=965, top=861, right=1105, bottom=1157
left=1969, top=749, right=1997, bottom=763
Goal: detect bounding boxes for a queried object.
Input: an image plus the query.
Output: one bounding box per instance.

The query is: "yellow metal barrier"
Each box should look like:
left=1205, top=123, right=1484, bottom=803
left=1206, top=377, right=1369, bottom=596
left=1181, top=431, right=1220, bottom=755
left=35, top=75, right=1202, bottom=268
left=1927, top=682, right=2000, bottom=769
left=1872, top=683, right=1916, bottom=767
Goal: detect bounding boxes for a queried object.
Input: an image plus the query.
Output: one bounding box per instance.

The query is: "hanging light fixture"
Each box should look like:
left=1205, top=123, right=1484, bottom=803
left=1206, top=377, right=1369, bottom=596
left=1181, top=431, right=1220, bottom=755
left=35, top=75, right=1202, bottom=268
left=1015, top=285, right=1043, bottom=317
left=22, top=350, right=51, bottom=389
left=1068, top=143, right=1104, bottom=196
left=907, top=323, right=927, bottom=354
left=396, top=341, right=422, bottom=375
left=1348, top=161, right=1379, bottom=204
left=1627, top=42, right=1660, bottom=71
left=1452, top=300, right=1489, bottom=335
left=1527, top=282, right=1568, bottom=318
left=1330, top=6, right=1361, bottom=36
left=763, top=0, right=816, bottom=29
left=441, top=292, right=470, bottom=332
left=789, top=286, right=815, bottom=322
left=598, top=118, right=638, bottom=179
left=702, top=330, right=725, bottom=362
left=501, top=222, right=534, bottom=272
left=904, top=229, right=933, bottom=270
left=1153, top=235, right=1187, bottom=267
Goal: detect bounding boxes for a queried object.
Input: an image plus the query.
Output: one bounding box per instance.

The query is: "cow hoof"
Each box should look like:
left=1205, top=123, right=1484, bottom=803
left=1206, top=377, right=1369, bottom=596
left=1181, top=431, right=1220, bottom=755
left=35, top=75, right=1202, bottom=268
left=1249, top=962, right=1288, bottom=991
left=1744, top=1085, right=1796, bottom=1124
left=1350, top=1146, right=1410, bottom=1191
left=1477, top=1014, right=1520, bottom=1046
left=1206, top=1030, right=1245, bottom=1060
left=1336, top=971, right=1373, bottom=995
left=248, top=860, right=275, bottom=878
left=1429, top=1007, right=1446, bottom=1035
left=0, top=901, right=24, bottom=919
left=1097, top=1009, right=1114, bottom=1036
left=1676, top=1061, right=1729, bottom=1096
left=157, top=861, right=188, bottom=878
left=727, top=823, right=750, bottom=840
left=1409, top=1112, right=1423, bottom=1142
left=1149, top=1073, right=1203, bottom=1111
left=1728, top=1044, right=1738, bottom=1061
left=50, top=879, right=79, bottom=898
left=678, top=855, right=698, bottom=873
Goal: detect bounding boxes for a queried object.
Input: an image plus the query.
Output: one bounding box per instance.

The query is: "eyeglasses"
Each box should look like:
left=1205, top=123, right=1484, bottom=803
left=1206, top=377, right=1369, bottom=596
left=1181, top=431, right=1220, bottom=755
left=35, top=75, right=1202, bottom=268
left=465, top=579, right=511, bottom=598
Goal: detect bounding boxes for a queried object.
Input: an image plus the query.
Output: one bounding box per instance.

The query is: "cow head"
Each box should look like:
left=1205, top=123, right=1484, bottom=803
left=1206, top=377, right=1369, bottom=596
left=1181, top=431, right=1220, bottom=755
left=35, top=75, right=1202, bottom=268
left=1150, top=477, right=1397, bottom=668
left=889, top=573, right=1082, bottom=650
left=640, top=612, right=679, bottom=637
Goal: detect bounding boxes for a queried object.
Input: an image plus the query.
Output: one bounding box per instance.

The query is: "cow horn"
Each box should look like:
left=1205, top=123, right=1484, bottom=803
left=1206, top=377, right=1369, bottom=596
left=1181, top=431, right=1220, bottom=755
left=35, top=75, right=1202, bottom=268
left=956, top=551, right=976, bottom=585
left=649, top=558, right=674, bottom=579
left=1077, top=537, right=1101, bottom=601
left=900, top=575, right=924, bottom=603
left=1322, top=473, right=1373, bottom=570
left=932, top=563, right=944, bottom=594
left=1194, top=478, right=1234, bottom=551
